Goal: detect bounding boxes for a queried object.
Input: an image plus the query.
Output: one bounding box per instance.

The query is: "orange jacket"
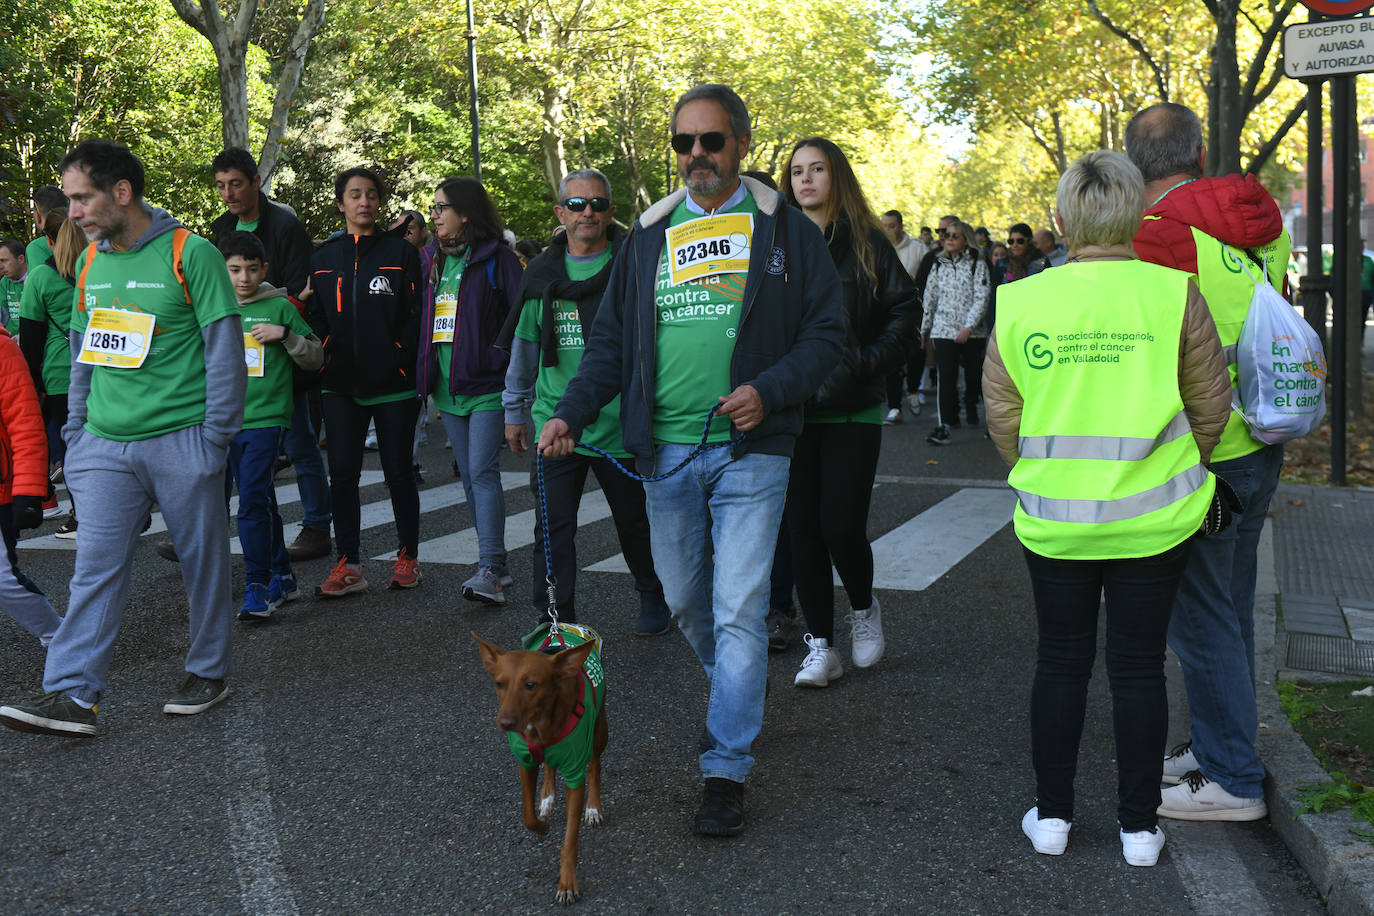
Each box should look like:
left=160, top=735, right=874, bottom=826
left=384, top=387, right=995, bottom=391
left=0, top=327, right=49, bottom=504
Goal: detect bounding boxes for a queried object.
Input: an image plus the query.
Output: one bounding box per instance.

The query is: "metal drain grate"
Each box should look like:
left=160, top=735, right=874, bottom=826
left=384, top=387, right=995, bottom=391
left=1285, top=632, right=1374, bottom=677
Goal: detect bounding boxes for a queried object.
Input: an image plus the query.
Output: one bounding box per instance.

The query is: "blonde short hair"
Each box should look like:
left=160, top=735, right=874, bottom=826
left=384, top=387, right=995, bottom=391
left=1055, top=151, right=1145, bottom=250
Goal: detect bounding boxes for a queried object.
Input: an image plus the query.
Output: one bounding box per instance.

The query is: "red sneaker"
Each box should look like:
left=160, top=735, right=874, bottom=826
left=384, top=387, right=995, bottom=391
left=41, top=493, right=62, bottom=519
left=317, top=558, right=367, bottom=597
left=388, top=548, right=421, bottom=590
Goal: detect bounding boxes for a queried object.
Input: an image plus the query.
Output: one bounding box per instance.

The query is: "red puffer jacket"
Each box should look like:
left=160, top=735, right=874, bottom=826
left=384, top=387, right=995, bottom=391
left=1135, top=174, right=1284, bottom=276
left=0, top=327, right=49, bottom=504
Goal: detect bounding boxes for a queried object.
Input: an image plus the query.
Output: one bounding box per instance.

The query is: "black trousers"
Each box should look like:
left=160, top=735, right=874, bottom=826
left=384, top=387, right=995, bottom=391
left=786, top=421, right=882, bottom=642
left=1023, top=540, right=1191, bottom=831
left=322, top=394, right=420, bottom=563
left=530, top=451, right=664, bottom=623
left=933, top=336, right=986, bottom=426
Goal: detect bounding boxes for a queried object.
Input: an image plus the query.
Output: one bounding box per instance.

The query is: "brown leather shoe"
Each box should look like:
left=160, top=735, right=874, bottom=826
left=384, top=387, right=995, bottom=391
left=287, top=525, right=332, bottom=561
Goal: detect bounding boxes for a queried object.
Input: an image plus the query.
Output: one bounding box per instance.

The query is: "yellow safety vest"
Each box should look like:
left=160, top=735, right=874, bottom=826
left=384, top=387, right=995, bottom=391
left=995, top=259, right=1216, bottom=560
left=1144, top=219, right=1291, bottom=462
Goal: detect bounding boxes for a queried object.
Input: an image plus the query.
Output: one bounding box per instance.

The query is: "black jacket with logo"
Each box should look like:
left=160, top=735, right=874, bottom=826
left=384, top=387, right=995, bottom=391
left=305, top=224, right=422, bottom=399
left=210, top=192, right=313, bottom=300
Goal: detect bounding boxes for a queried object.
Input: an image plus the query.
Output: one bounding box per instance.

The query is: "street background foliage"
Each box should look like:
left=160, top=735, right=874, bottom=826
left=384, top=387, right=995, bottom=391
left=0, top=0, right=1357, bottom=242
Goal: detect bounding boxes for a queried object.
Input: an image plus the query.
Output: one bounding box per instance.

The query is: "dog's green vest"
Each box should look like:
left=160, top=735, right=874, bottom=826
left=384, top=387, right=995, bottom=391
left=507, top=624, right=604, bottom=789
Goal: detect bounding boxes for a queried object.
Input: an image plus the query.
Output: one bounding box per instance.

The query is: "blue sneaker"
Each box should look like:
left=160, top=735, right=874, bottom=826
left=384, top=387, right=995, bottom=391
left=267, top=574, right=300, bottom=611
left=238, top=583, right=273, bottom=621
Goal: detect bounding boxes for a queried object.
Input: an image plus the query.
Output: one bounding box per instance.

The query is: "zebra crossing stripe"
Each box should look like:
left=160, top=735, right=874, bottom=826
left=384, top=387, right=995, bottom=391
left=374, top=487, right=613, bottom=565
left=583, top=487, right=1014, bottom=592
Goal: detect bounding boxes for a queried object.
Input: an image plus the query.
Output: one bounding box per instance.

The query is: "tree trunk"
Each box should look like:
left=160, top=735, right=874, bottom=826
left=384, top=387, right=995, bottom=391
left=217, top=55, right=250, bottom=151
left=541, top=85, right=568, bottom=197
left=1208, top=1, right=1242, bottom=175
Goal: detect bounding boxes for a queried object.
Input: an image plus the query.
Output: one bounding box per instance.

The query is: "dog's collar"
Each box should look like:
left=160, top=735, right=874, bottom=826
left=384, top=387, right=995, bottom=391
left=526, top=669, right=596, bottom=765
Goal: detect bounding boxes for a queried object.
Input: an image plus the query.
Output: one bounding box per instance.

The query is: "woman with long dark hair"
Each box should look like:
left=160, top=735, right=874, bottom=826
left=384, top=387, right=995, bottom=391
left=306, top=167, right=424, bottom=595
left=416, top=177, right=524, bottom=603
left=779, top=137, right=916, bottom=687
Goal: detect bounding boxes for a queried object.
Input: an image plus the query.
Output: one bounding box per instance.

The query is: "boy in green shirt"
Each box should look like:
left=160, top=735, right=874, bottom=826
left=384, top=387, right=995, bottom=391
left=220, top=232, right=323, bottom=619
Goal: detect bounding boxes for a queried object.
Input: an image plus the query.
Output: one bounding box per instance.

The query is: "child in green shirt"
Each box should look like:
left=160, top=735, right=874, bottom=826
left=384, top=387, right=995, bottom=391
left=220, top=232, right=323, bottom=619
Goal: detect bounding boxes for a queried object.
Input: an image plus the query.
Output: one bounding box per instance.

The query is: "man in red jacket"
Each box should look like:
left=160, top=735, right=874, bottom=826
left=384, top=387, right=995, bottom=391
left=1127, top=102, right=1290, bottom=822
left=0, top=327, right=62, bottom=646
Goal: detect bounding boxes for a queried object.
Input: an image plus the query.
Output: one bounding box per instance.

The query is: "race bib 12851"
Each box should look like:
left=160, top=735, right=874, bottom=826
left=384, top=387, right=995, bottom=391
left=76, top=308, right=156, bottom=369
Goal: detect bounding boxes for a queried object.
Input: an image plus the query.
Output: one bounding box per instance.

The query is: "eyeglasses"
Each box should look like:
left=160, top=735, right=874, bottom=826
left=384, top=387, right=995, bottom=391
left=670, top=131, right=731, bottom=155
left=561, top=197, right=611, bottom=213
left=1007, top=237, right=1028, bottom=245
left=429, top=202, right=454, bottom=216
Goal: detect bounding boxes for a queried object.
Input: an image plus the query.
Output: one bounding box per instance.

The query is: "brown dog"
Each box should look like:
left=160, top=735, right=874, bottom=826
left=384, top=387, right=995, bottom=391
left=474, top=630, right=608, bottom=905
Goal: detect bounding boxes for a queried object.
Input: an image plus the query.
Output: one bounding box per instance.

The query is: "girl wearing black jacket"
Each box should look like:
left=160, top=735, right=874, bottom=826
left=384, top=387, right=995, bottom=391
left=306, top=167, right=424, bottom=596
left=781, top=137, right=918, bottom=688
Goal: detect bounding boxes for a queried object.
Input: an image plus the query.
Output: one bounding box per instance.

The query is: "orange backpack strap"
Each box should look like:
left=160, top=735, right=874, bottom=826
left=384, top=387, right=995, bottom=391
left=75, top=243, right=99, bottom=314
left=171, top=227, right=191, bottom=304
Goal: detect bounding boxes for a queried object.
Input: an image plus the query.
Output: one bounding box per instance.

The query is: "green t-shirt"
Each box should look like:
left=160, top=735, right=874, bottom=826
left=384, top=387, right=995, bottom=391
left=18, top=263, right=73, bottom=395
left=236, top=218, right=260, bottom=232
left=514, top=248, right=627, bottom=457
left=72, top=231, right=240, bottom=441
left=432, top=254, right=502, bottom=417
left=26, top=236, right=51, bottom=269
left=0, top=276, right=23, bottom=335
left=239, top=296, right=314, bottom=429
left=652, top=194, right=755, bottom=444
left=1362, top=254, right=1374, bottom=295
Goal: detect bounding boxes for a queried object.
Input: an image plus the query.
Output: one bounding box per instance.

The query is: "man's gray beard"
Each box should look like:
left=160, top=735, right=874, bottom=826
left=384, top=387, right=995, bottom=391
left=684, top=166, right=736, bottom=199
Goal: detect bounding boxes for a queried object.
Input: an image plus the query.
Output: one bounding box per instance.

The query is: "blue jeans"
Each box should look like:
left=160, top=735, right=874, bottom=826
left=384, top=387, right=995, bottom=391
left=440, top=409, right=506, bottom=569
left=229, top=427, right=293, bottom=586
left=1168, top=442, right=1282, bottom=799
left=643, top=444, right=789, bottom=783
left=283, top=391, right=330, bottom=529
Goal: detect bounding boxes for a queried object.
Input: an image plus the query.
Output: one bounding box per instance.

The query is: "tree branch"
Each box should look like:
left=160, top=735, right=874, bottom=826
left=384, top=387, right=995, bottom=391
left=258, top=0, right=327, bottom=187
left=1245, top=92, right=1305, bottom=175
left=167, top=0, right=211, bottom=37
left=1241, top=0, right=1296, bottom=107
left=1085, top=0, right=1168, bottom=99
left=230, top=0, right=261, bottom=51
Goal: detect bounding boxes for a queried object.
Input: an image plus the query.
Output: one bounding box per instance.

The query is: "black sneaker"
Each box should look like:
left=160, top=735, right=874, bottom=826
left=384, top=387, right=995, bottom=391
left=966, top=409, right=978, bottom=427
left=766, top=610, right=796, bottom=652
left=694, top=777, right=745, bottom=836
left=926, top=426, right=952, bottom=446
left=412, top=463, right=424, bottom=486
left=636, top=593, right=673, bottom=637
left=54, top=512, right=77, bottom=540
left=163, top=674, right=230, bottom=715
left=155, top=540, right=179, bottom=562
left=0, top=692, right=98, bottom=736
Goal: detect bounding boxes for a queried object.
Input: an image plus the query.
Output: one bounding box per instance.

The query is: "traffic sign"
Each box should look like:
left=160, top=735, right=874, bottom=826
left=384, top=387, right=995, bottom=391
left=1284, top=18, right=1374, bottom=78
left=1298, top=0, right=1373, bottom=15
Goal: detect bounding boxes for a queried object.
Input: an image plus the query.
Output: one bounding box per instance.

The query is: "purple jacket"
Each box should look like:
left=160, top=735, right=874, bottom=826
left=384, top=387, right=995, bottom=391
left=416, top=238, right=524, bottom=398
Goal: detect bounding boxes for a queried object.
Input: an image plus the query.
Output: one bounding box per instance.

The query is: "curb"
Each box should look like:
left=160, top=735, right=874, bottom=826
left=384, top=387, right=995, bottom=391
left=1257, top=525, right=1374, bottom=914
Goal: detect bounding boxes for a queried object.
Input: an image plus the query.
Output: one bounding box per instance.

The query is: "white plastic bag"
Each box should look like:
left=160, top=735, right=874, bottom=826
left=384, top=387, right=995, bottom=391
left=1233, top=259, right=1327, bottom=444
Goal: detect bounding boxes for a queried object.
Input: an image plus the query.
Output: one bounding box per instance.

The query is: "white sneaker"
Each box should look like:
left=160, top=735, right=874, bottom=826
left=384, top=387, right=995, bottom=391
left=794, top=635, right=843, bottom=687
left=1020, top=806, right=1070, bottom=855
left=847, top=598, right=884, bottom=668
left=1161, top=742, right=1197, bottom=785
left=1120, top=825, right=1166, bottom=866
left=1157, top=771, right=1268, bottom=821
left=883, top=408, right=902, bottom=426
left=905, top=393, right=922, bottom=416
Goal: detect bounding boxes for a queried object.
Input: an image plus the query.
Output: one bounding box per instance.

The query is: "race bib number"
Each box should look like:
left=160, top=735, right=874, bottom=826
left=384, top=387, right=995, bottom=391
left=76, top=308, right=155, bottom=369
left=432, top=293, right=457, bottom=343
left=243, top=332, right=265, bottom=378
left=666, top=212, right=752, bottom=285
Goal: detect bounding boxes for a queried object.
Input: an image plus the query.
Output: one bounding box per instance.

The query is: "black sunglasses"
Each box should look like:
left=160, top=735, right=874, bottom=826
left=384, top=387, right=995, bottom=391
left=942, top=231, right=963, bottom=240
left=670, top=131, right=731, bottom=155
left=562, top=197, right=611, bottom=212
left=1008, top=236, right=1028, bottom=245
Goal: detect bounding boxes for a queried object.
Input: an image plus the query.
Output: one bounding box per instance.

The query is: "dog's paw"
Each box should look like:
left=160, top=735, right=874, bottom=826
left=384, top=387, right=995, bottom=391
left=582, top=807, right=602, bottom=827
left=538, top=795, right=556, bottom=819
left=554, top=881, right=581, bottom=905
left=523, top=817, right=550, bottom=836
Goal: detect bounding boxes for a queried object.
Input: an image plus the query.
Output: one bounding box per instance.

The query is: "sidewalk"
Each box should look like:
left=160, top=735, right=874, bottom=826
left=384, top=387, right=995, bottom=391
left=1261, top=481, right=1374, bottom=912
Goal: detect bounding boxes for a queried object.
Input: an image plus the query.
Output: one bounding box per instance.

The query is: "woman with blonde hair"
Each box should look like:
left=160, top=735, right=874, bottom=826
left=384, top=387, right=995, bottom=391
left=779, top=137, right=916, bottom=686
left=983, top=150, right=1232, bottom=866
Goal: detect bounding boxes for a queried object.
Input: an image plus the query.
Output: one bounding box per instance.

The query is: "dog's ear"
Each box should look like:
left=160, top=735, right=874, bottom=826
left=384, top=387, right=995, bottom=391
left=553, top=640, right=595, bottom=677
left=472, top=631, right=505, bottom=675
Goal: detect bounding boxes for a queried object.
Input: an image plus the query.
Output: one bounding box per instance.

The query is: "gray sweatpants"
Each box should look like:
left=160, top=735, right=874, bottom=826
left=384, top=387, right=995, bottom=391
left=43, top=425, right=233, bottom=704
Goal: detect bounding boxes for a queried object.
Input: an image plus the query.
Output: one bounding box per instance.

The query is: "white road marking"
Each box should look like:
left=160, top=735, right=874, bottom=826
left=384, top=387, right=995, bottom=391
left=382, top=488, right=612, bottom=565
left=1166, top=822, right=1273, bottom=915
left=225, top=698, right=299, bottom=916
left=584, top=487, right=1014, bottom=591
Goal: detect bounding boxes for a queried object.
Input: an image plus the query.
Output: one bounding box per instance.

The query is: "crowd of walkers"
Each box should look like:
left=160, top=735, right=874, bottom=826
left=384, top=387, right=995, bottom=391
left=0, top=88, right=1292, bottom=869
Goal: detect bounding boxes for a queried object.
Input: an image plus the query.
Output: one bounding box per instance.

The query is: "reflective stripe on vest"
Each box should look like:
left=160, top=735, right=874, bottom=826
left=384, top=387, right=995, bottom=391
left=1014, top=463, right=1209, bottom=525
left=1018, top=408, right=1192, bottom=461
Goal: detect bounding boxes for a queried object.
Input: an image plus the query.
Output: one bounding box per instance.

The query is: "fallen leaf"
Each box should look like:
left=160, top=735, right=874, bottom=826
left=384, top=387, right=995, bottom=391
left=926, top=459, right=938, bottom=465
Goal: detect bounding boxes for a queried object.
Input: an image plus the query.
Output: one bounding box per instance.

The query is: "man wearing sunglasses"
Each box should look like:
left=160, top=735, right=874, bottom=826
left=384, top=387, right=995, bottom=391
left=498, top=168, right=673, bottom=639
left=537, top=83, right=843, bottom=838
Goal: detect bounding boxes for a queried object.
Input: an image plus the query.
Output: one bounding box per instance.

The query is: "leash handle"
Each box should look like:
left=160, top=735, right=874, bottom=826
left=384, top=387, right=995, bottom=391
left=534, top=403, right=744, bottom=624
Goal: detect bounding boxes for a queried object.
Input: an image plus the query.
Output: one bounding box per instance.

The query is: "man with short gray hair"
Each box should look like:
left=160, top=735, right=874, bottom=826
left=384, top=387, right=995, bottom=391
left=499, top=167, right=672, bottom=637
left=1126, top=100, right=1290, bottom=823
left=538, top=83, right=843, bottom=836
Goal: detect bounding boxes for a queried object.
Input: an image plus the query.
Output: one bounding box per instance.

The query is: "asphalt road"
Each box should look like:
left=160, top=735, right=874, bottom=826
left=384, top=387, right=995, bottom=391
left=0, top=408, right=1325, bottom=914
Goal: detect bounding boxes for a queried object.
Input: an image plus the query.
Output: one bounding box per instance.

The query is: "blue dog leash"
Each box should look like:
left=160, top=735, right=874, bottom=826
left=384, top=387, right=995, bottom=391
left=534, top=403, right=744, bottom=629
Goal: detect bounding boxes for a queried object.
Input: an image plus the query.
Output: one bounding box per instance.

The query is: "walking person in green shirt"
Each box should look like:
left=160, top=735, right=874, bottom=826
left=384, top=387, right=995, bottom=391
left=0, top=139, right=247, bottom=736
left=499, top=168, right=672, bottom=635
left=0, top=239, right=26, bottom=335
